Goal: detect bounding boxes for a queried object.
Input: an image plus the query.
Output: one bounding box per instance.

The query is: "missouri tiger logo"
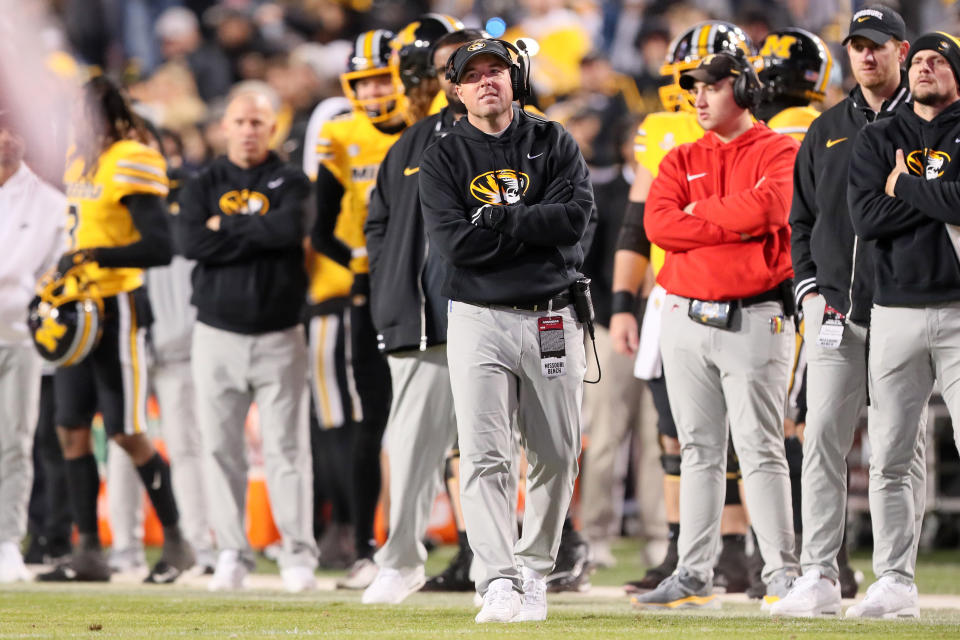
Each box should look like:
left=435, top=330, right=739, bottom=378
left=219, top=189, right=270, bottom=216
left=469, top=170, right=530, bottom=205
left=906, top=149, right=952, bottom=180
left=467, top=41, right=487, bottom=52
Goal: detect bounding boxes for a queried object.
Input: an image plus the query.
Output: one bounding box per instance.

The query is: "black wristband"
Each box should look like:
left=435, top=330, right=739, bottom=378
left=611, top=290, right=637, bottom=315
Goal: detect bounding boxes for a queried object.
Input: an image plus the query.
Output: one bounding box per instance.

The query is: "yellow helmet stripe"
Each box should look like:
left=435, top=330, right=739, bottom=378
left=364, top=31, right=375, bottom=62
left=697, top=24, right=712, bottom=58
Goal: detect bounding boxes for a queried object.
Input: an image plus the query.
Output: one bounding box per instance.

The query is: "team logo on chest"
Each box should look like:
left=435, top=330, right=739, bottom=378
left=219, top=189, right=270, bottom=215
left=906, top=149, right=952, bottom=180
left=469, top=170, right=530, bottom=205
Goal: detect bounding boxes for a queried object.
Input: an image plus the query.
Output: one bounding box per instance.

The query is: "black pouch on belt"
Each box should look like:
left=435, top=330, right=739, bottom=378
left=688, top=299, right=733, bottom=329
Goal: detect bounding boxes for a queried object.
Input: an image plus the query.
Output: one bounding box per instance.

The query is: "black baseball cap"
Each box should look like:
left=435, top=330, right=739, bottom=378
left=842, top=5, right=906, bottom=46
left=447, top=39, right=513, bottom=83
left=678, top=53, right=742, bottom=90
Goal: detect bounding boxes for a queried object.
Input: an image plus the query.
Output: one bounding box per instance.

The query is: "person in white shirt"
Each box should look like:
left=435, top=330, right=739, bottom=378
left=0, top=111, right=66, bottom=582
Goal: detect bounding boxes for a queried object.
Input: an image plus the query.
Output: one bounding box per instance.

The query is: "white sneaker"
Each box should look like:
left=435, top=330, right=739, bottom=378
left=513, top=569, right=547, bottom=622
left=475, top=578, right=521, bottom=623
left=0, top=542, right=31, bottom=583
left=845, top=576, right=919, bottom=619
left=207, top=550, right=249, bottom=591
left=337, top=558, right=378, bottom=590
left=361, top=566, right=426, bottom=604
left=769, top=569, right=841, bottom=617
left=281, top=566, right=317, bottom=593
left=473, top=592, right=483, bottom=608
left=588, top=540, right=617, bottom=569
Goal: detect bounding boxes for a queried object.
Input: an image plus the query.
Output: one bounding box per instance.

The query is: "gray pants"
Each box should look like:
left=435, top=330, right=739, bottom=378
left=447, top=302, right=584, bottom=594
left=192, top=322, right=316, bottom=570
left=660, top=294, right=798, bottom=583
left=800, top=296, right=926, bottom=581
left=154, top=359, right=215, bottom=564
left=375, top=345, right=457, bottom=570
left=0, top=345, right=41, bottom=544
left=580, top=324, right=664, bottom=543
left=867, top=303, right=960, bottom=582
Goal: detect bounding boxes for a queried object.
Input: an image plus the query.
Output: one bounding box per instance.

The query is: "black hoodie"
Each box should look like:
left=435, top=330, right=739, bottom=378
left=177, top=152, right=309, bottom=333
left=848, top=99, right=960, bottom=306
left=419, top=105, right=595, bottom=306
left=790, top=79, right=911, bottom=324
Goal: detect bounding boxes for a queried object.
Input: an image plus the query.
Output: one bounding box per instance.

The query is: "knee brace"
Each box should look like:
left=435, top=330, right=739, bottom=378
left=444, top=449, right=460, bottom=481
left=660, top=453, right=681, bottom=478
left=725, top=449, right=742, bottom=506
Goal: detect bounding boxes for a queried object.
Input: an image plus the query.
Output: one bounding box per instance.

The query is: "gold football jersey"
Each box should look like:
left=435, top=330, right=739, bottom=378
left=63, top=140, right=168, bottom=297
left=315, top=112, right=403, bottom=276
left=634, top=110, right=703, bottom=275
left=767, top=105, right=820, bottom=142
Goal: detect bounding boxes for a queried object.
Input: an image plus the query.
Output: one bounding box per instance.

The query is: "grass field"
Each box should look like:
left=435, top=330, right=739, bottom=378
left=2, top=541, right=959, bottom=639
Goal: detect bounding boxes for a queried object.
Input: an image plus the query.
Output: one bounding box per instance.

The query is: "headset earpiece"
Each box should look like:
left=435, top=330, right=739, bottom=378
left=729, top=49, right=762, bottom=110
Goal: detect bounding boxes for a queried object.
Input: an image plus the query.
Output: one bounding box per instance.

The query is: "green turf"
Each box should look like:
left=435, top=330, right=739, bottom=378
left=3, top=541, right=958, bottom=638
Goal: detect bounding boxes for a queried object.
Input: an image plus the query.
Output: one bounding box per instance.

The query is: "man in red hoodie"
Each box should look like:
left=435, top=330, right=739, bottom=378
left=632, top=51, right=801, bottom=610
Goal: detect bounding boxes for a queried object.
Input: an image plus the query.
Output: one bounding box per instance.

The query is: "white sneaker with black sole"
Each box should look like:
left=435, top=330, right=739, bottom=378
left=845, top=576, right=919, bottom=619
left=769, top=569, right=841, bottom=617
left=362, top=565, right=426, bottom=604
left=513, top=568, right=547, bottom=622
left=476, top=578, right=521, bottom=623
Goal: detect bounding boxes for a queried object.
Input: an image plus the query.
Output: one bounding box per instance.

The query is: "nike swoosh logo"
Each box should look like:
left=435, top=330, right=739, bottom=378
left=527, top=152, right=544, bottom=159
left=826, top=138, right=848, bottom=148
left=857, top=16, right=870, bottom=22
left=403, top=166, right=419, bottom=176
left=267, top=177, right=284, bottom=189
left=686, top=172, right=707, bottom=181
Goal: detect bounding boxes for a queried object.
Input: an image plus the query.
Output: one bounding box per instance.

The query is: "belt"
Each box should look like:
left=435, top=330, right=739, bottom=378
left=507, top=292, right=570, bottom=312
left=739, top=287, right=782, bottom=307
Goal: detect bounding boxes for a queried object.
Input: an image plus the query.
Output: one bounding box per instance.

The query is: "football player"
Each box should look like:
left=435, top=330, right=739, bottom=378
left=311, top=29, right=409, bottom=590
left=606, top=21, right=757, bottom=595
left=36, top=76, right=194, bottom=584
left=393, top=13, right=465, bottom=121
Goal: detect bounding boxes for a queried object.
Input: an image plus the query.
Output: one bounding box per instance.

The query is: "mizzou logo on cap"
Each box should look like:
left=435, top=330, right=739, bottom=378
left=467, top=41, right=487, bottom=52
left=469, top=170, right=530, bottom=205
left=906, top=149, right=952, bottom=180
left=219, top=189, right=270, bottom=216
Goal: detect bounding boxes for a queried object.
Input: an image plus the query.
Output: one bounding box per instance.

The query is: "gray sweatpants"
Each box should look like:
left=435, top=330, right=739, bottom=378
left=867, top=303, right=960, bottom=582
left=375, top=345, right=457, bottom=570
left=660, top=294, right=798, bottom=584
left=0, top=344, right=41, bottom=544
left=447, top=302, right=584, bottom=594
left=192, top=322, right=317, bottom=570
left=800, top=295, right=926, bottom=581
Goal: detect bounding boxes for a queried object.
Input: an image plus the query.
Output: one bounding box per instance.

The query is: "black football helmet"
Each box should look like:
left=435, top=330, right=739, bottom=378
left=758, top=28, right=832, bottom=103
left=394, top=14, right=465, bottom=90
left=660, top=21, right=755, bottom=112
left=340, top=29, right=407, bottom=123
left=27, top=265, right=104, bottom=367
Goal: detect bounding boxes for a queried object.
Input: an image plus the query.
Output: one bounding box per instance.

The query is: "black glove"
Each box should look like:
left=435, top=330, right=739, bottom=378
left=542, top=177, right=573, bottom=204
left=57, top=249, right=96, bottom=275
left=350, top=273, right=370, bottom=306
left=469, top=204, right=506, bottom=229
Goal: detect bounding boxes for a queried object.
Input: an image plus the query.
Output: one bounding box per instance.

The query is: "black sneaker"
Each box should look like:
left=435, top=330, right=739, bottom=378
left=37, top=546, right=110, bottom=582
left=631, top=567, right=719, bottom=610
left=625, top=538, right=677, bottom=594
left=745, top=549, right=765, bottom=599
left=421, top=545, right=474, bottom=592
left=713, top=535, right=749, bottom=593
left=145, top=528, right=195, bottom=584
left=546, top=532, right=591, bottom=593
left=838, top=563, right=859, bottom=599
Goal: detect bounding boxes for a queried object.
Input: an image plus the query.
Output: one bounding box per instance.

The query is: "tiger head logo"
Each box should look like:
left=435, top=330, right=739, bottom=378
left=906, top=149, right=952, bottom=180
left=218, top=189, right=270, bottom=216
left=469, top=170, right=530, bottom=205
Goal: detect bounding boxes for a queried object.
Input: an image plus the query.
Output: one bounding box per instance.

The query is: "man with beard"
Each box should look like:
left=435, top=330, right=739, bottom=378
left=846, top=31, right=960, bottom=619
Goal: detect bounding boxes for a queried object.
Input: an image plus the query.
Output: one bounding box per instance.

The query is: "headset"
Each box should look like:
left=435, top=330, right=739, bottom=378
left=444, top=38, right=532, bottom=106
left=728, top=48, right=763, bottom=110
